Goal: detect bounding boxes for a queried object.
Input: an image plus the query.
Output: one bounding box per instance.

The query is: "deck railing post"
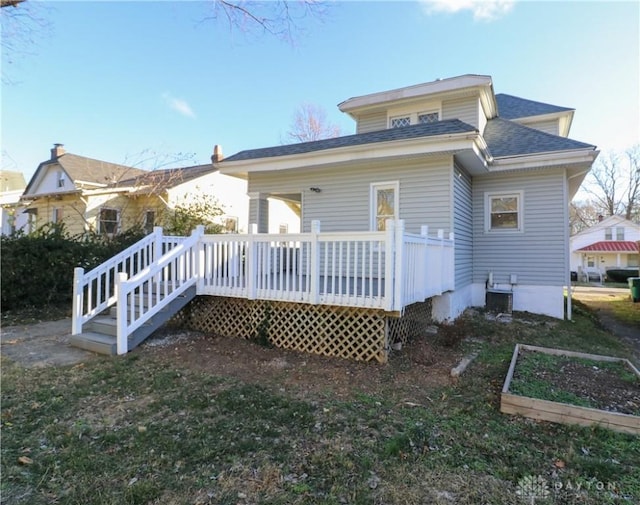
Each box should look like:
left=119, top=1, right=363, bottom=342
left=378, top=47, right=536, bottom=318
left=437, top=229, right=445, bottom=293
left=115, top=272, right=129, bottom=355
left=383, top=220, right=395, bottom=311
left=447, top=232, right=455, bottom=291
left=247, top=224, right=257, bottom=299
left=152, top=226, right=163, bottom=261
left=394, top=220, right=405, bottom=312
left=72, top=267, right=84, bottom=335
left=420, top=225, right=429, bottom=300
left=309, top=220, right=321, bottom=304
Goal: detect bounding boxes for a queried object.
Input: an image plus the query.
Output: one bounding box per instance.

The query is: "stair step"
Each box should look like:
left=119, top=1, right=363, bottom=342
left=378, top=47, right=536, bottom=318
left=69, top=332, right=117, bottom=356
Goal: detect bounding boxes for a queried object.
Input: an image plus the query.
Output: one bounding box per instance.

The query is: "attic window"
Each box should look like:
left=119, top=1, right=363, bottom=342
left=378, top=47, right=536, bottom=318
left=58, top=171, right=66, bottom=188
left=389, top=116, right=411, bottom=128
left=418, top=111, right=439, bottom=124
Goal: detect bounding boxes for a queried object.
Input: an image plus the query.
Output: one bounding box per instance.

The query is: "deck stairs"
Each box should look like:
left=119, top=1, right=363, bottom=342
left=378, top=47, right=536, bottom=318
left=69, top=285, right=196, bottom=355
left=70, top=226, right=203, bottom=356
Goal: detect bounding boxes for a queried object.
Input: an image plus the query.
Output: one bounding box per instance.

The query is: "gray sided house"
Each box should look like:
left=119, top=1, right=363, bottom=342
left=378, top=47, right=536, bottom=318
left=216, top=74, right=598, bottom=320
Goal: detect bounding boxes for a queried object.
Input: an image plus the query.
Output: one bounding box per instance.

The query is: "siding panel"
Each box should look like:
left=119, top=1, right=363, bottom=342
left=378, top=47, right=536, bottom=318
left=453, top=164, right=472, bottom=288
left=442, top=97, right=479, bottom=128
left=356, top=112, right=387, bottom=134
left=248, top=157, right=454, bottom=234
left=472, top=170, right=567, bottom=286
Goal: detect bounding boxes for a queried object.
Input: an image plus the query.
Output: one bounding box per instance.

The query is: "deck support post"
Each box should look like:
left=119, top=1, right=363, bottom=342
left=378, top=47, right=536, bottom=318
left=309, top=220, right=321, bottom=304
left=72, top=267, right=84, bottom=335
left=247, top=224, right=258, bottom=300
left=115, top=272, right=128, bottom=355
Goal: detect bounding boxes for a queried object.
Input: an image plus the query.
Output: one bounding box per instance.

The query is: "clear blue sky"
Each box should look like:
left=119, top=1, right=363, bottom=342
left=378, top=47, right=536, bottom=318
left=2, top=0, right=639, bottom=183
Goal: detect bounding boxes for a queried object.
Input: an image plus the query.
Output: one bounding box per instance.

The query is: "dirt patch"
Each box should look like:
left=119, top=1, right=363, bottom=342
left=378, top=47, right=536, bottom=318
left=511, top=350, right=640, bottom=416
left=139, top=327, right=463, bottom=402
left=0, top=318, right=97, bottom=368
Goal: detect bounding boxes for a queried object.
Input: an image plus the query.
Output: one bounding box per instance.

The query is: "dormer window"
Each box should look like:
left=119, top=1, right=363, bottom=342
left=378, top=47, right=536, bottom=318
left=390, top=116, right=411, bottom=128
left=418, top=111, right=439, bottom=124
left=388, top=109, right=440, bottom=128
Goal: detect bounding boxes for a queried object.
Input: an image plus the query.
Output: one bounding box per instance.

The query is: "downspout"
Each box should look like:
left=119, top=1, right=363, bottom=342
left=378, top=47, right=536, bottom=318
left=564, top=169, right=572, bottom=320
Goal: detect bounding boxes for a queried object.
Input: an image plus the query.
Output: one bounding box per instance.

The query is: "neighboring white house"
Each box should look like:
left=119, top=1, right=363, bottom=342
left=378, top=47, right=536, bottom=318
left=215, top=74, right=600, bottom=319
left=0, top=170, right=27, bottom=235
left=570, top=215, right=640, bottom=278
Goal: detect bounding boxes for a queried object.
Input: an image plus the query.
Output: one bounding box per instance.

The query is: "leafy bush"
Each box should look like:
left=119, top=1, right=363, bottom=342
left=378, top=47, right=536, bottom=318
left=1, top=223, right=145, bottom=311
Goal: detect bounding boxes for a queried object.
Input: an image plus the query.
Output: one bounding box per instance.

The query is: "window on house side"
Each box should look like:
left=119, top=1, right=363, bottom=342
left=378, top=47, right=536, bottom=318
left=389, top=116, right=411, bottom=128
left=371, top=182, right=399, bottom=231
left=605, top=227, right=612, bottom=240
left=628, top=254, right=639, bottom=267
left=99, top=208, right=120, bottom=235
left=224, top=216, right=238, bottom=233
left=279, top=223, right=288, bottom=234
left=52, top=208, right=63, bottom=223
left=486, top=193, right=522, bottom=232
left=143, top=210, right=155, bottom=234
left=58, top=171, right=65, bottom=188
left=616, top=227, right=625, bottom=240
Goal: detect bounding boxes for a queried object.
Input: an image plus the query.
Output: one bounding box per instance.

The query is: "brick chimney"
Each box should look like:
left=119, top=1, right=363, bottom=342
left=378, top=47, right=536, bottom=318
left=51, top=143, right=65, bottom=160
left=211, top=144, right=223, bottom=163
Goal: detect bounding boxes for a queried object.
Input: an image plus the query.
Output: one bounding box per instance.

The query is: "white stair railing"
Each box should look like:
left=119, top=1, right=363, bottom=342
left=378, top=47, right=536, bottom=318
left=115, top=226, right=204, bottom=355
left=71, top=227, right=186, bottom=335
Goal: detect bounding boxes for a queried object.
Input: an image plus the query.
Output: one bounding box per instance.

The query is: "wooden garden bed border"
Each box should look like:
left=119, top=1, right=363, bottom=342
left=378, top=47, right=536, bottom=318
left=500, top=344, right=640, bottom=435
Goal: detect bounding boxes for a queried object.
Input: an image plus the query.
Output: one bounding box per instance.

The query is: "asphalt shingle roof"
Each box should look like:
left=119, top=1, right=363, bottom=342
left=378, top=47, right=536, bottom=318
left=483, top=118, right=595, bottom=158
left=222, top=120, right=478, bottom=162
left=496, top=93, right=574, bottom=120
left=118, top=164, right=214, bottom=192
left=57, top=153, right=147, bottom=185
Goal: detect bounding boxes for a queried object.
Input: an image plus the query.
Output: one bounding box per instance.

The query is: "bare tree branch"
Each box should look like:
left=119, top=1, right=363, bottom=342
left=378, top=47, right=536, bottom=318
left=1, top=0, right=52, bottom=83
left=202, top=0, right=328, bottom=43
left=583, top=145, right=640, bottom=223
left=285, top=103, right=341, bottom=143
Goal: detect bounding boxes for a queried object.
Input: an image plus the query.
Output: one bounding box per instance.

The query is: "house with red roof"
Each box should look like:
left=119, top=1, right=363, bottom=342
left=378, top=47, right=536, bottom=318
left=570, top=215, right=640, bottom=280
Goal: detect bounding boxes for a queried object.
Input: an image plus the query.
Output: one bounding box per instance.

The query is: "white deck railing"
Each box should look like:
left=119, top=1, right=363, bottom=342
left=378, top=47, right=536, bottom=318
left=115, top=226, right=204, bottom=354
left=72, top=220, right=455, bottom=349
left=71, top=227, right=186, bottom=335
left=198, top=220, right=454, bottom=312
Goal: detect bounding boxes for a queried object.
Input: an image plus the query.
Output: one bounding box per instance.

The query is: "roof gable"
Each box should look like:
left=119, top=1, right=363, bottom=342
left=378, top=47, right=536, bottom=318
left=24, top=153, right=148, bottom=197
left=572, top=215, right=640, bottom=238
left=483, top=118, right=594, bottom=158
left=496, top=93, right=574, bottom=120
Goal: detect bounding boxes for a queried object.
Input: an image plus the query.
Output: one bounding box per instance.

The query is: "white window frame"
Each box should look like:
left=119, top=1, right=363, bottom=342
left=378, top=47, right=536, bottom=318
left=605, top=227, right=613, bottom=240
left=484, top=191, right=524, bottom=233
left=616, top=227, right=625, bottom=240
left=387, top=103, right=441, bottom=129
left=389, top=115, right=411, bottom=128
left=370, top=181, right=399, bottom=231
left=57, top=171, right=66, bottom=188
left=99, top=207, right=120, bottom=235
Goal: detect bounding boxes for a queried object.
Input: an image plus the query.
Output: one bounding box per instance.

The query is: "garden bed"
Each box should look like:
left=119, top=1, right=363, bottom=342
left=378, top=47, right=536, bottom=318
left=501, top=344, right=640, bottom=434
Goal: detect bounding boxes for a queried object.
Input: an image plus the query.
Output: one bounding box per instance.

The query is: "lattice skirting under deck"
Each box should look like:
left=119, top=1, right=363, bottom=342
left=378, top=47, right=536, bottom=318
left=178, top=296, right=433, bottom=363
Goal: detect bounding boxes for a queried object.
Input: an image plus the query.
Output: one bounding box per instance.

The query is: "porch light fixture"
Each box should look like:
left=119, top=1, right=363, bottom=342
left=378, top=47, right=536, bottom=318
left=309, top=187, right=322, bottom=193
